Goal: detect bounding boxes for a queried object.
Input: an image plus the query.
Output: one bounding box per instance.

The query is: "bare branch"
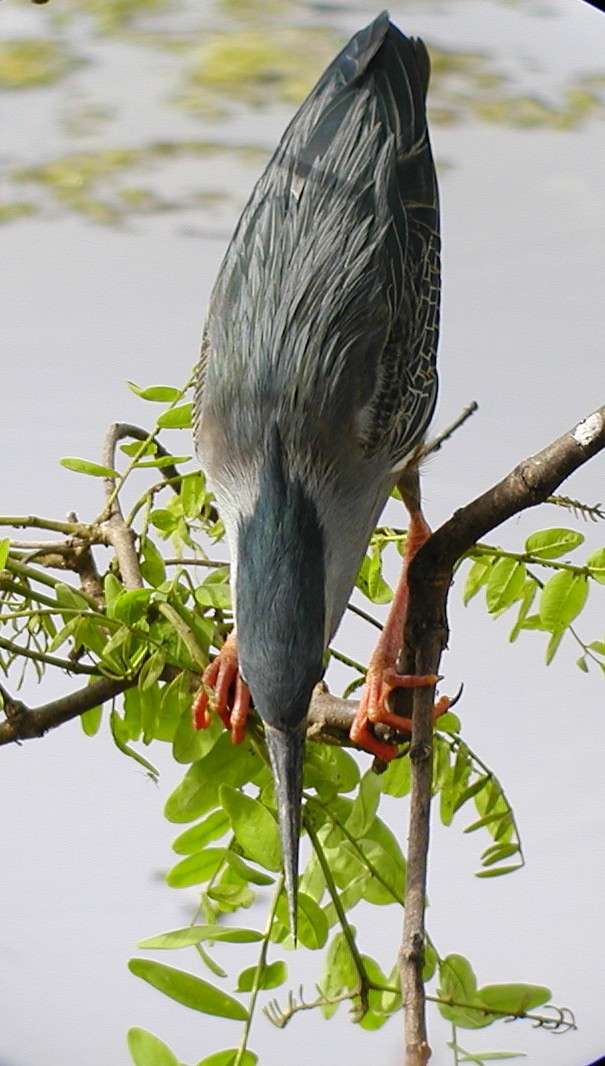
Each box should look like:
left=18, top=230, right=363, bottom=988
left=100, top=424, right=146, bottom=589
left=423, top=400, right=479, bottom=458
left=99, top=423, right=186, bottom=589
left=0, top=675, right=134, bottom=745
left=8, top=538, right=89, bottom=550
left=400, top=404, right=605, bottom=1064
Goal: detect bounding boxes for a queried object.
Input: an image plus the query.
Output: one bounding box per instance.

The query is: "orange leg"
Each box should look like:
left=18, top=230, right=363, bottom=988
left=192, top=631, right=251, bottom=744
left=350, top=509, right=451, bottom=762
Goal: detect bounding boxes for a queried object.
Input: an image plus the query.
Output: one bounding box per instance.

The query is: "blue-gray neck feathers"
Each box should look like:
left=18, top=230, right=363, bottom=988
left=236, top=426, right=325, bottom=935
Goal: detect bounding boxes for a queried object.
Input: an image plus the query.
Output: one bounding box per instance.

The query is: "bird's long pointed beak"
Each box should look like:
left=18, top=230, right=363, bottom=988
left=264, top=720, right=306, bottom=942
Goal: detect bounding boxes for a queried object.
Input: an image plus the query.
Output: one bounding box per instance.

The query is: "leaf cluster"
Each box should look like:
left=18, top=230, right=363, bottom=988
left=0, top=381, right=595, bottom=1065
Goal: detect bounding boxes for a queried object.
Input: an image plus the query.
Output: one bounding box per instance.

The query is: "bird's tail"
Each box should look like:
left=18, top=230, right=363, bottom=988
left=264, top=721, right=306, bottom=941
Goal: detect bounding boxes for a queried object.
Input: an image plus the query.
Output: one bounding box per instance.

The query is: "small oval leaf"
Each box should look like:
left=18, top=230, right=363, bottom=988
left=60, top=457, right=119, bottom=478
left=485, top=558, right=526, bottom=614
left=587, top=546, right=605, bottom=584
left=157, top=403, right=193, bottom=429
left=524, top=527, right=584, bottom=559
left=236, top=960, right=287, bottom=992
left=219, top=785, right=282, bottom=872
left=476, top=982, right=551, bottom=1013
left=138, top=925, right=263, bottom=949
left=127, top=382, right=183, bottom=402
left=196, top=1051, right=257, bottom=1066
left=128, top=959, right=248, bottom=1020
left=539, top=570, right=588, bottom=631
left=127, top=1028, right=179, bottom=1066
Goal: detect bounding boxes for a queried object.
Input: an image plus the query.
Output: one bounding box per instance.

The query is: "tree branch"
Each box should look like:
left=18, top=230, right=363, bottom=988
left=399, top=404, right=605, bottom=1064
left=100, top=424, right=147, bottom=589
left=0, top=675, right=135, bottom=744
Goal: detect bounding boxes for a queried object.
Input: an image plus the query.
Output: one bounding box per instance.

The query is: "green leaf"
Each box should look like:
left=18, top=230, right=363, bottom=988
left=120, top=440, right=157, bottom=458
left=138, top=925, right=263, bottom=949
left=0, top=538, right=9, bottom=570
left=485, top=558, right=526, bottom=614
left=194, top=583, right=232, bottom=611
left=524, top=527, right=584, bottom=559
left=167, top=848, right=226, bottom=888
left=139, top=648, right=167, bottom=691
left=435, top=711, right=462, bottom=734
left=206, top=883, right=255, bottom=910
left=157, top=403, right=193, bottom=429
left=545, top=629, right=564, bottom=665
left=357, top=954, right=398, bottom=1031
left=439, top=954, right=477, bottom=1002
left=137, top=455, right=191, bottom=468
left=381, top=755, right=411, bottom=797
left=127, top=1027, right=180, bottom=1066
left=508, top=580, right=537, bottom=643
left=180, top=472, right=206, bottom=519
left=357, top=543, right=393, bottom=604
left=463, top=557, right=493, bottom=604
left=172, top=810, right=230, bottom=854
left=237, top=960, right=287, bottom=992
left=345, top=771, right=381, bottom=838
left=81, top=704, right=102, bottom=736
left=111, top=588, right=152, bottom=624
left=219, top=785, right=282, bottom=872
left=539, top=570, right=588, bottom=631
left=296, top=893, right=329, bottom=949
left=128, top=959, right=248, bottom=1020
left=140, top=538, right=167, bottom=587
left=172, top=706, right=222, bottom=765
left=164, top=734, right=260, bottom=823
left=223, top=851, right=275, bottom=886
left=475, top=864, right=524, bottom=878
left=195, top=1051, right=257, bottom=1066
left=475, top=983, right=550, bottom=1014
left=449, top=1043, right=526, bottom=1063
left=109, top=711, right=159, bottom=778
left=150, top=509, right=178, bottom=534
left=452, top=776, right=490, bottom=815
left=321, top=930, right=357, bottom=1000
left=423, top=939, right=438, bottom=982
left=55, top=582, right=91, bottom=610
left=127, top=382, right=183, bottom=402
left=587, top=546, right=605, bottom=584
left=140, top=679, right=162, bottom=744
left=304, top=744, right=360, bottom=796
left=60, top=456, right=119, bottom=478
left=479, top=843, right=520, bottom=867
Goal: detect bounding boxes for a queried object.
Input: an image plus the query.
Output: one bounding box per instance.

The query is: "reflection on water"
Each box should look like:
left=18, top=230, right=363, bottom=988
left=1, top=0, right=604, bottom=225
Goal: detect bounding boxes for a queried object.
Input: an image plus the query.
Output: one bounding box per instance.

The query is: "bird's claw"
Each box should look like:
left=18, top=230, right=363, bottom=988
left=192, top=633, right=250, bottom=744
left=349, top=662, right=452, bottom=762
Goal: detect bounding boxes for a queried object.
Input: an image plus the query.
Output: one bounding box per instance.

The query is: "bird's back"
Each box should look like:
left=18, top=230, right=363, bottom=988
left=195, top=12, right=440, bottom=486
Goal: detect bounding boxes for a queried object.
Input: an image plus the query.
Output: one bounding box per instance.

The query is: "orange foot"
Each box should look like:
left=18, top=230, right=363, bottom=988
left=349, top=657, right=452, bottom=762
left=192, top=632, right=250, bottom=744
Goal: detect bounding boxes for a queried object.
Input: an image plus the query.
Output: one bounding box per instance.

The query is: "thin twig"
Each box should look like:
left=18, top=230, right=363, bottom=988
left=423, top=401, right=479, bottom=458
left=0, top=635, right=105, bottom=682
left=163, top=557, right=229, bottom=568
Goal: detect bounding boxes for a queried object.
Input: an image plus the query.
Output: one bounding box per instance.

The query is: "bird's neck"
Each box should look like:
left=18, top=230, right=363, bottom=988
left=234, top=428, right=326, bottom=731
